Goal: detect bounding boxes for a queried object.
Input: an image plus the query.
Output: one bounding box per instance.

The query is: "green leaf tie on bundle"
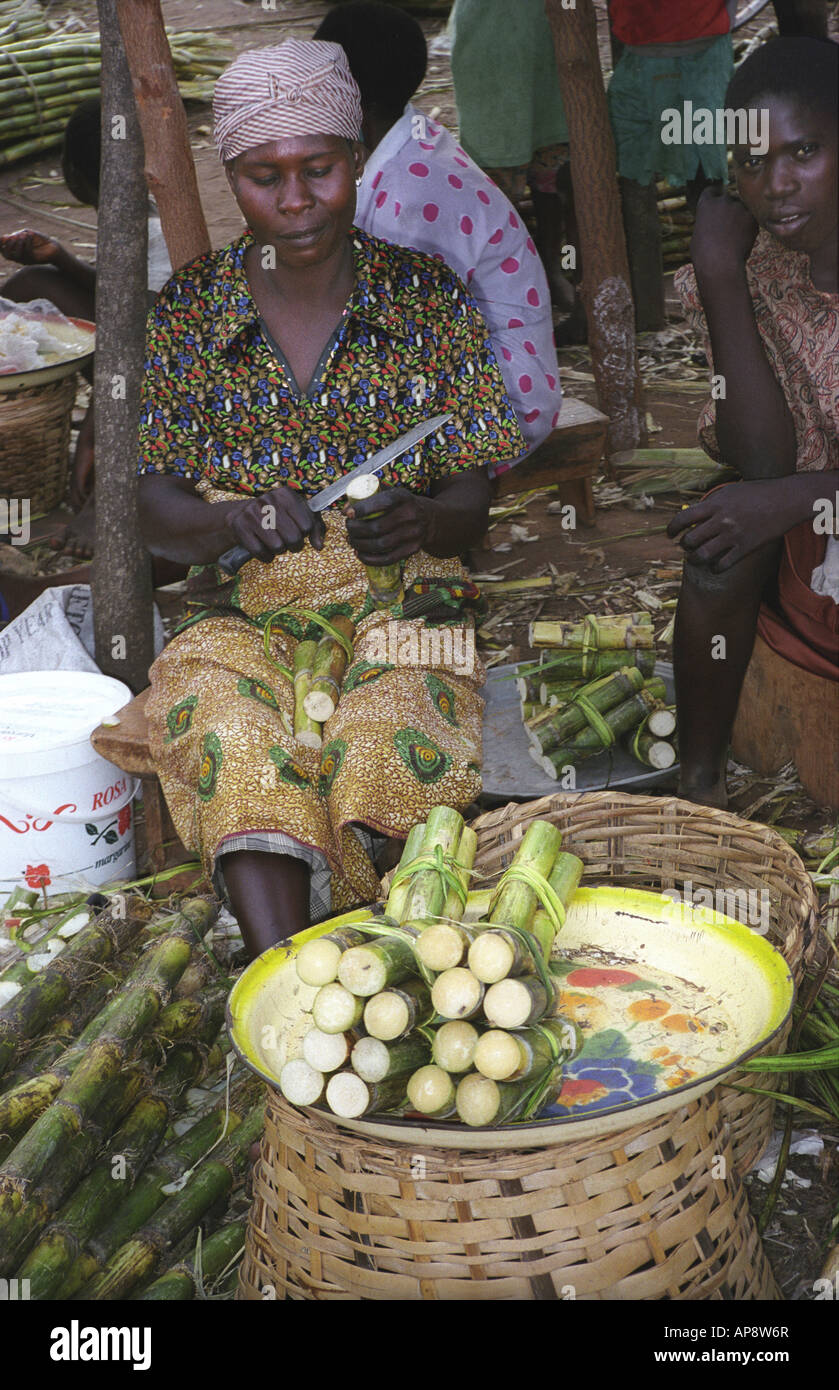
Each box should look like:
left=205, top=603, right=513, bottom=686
left=571, top=693, right=616, bottom=747
left=387, top=844, right=470, bottom=914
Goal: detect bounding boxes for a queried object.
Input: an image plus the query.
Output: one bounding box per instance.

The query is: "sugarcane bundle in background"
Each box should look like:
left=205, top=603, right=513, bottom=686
left=536, top=678, right=668, bottom=779
left=284, top=813, right=585, bottom=1127
left=0, top=6, right=232, bottom=169
left=0, top=884, right=262, bottom=1299
left=528, top=612, right=654, bottom=651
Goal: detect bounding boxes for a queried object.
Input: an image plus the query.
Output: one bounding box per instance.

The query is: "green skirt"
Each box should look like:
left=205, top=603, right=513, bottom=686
left=608, top=34, right=734, bottom=188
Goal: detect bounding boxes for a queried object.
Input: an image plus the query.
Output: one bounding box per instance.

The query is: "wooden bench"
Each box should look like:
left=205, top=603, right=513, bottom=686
left=492, top=397, right=608, bottom=525
left=731, top=632, right=839, bottom=811
left=90, top=689, right=176, bottom=876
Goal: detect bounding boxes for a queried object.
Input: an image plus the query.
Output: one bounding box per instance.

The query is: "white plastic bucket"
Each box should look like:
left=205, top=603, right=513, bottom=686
left=0, top=671, right=139, bottom=896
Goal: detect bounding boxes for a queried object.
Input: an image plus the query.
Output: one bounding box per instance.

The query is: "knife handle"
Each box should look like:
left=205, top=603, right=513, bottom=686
left=217, top=544, right=253, bottom=576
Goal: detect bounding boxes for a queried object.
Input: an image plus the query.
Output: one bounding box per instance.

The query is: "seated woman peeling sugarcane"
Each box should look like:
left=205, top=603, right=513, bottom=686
left=137, top=41, right=524, bottom=959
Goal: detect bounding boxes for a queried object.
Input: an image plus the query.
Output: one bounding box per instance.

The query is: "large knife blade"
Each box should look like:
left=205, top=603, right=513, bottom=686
left=216, top=412, right=452, bottom=576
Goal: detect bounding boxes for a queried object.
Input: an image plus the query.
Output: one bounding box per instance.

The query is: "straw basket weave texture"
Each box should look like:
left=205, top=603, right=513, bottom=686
left=238, top=1088, right=778, bottom=1300
left=469, top=792, right=819, bottom=1175
left=0, top=374, right=76, bottom=514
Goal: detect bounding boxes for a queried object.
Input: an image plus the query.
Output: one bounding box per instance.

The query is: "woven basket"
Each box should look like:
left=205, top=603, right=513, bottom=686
left=0, top=373, right=76, bottom=514
left=468, top=791, right=820, bottom=1174
left=238, top=1087, right=778, bottom=1300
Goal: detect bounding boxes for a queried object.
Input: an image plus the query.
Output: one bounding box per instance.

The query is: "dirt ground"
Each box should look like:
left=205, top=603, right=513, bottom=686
left=1, top=0, right=837, bottom=1300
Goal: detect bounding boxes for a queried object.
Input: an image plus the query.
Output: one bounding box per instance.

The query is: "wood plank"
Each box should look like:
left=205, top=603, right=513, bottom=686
left=90, top=688, right=156, bottom=776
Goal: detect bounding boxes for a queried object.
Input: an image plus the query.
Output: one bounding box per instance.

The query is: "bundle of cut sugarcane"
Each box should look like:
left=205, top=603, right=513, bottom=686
left=0, top=885, right=263, bottom=1299
left=301, top=615, right=355, bottom=722
left=625, top=704, right=679, bottom=770
left=535, top=678, right=668, bottom=779
left=292, top=639, right=322, bottom=747
left=528, top=612, right=654, bottom=651
left=0, top=15, right=232, bottom=169
left=285, top=813, right=584, bottom=1127
left=345, top=474, right=404, bottom=609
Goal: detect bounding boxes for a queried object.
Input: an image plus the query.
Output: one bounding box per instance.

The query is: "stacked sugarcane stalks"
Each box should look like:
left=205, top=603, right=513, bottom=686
left=0, top=889, right=262, bottom=1299
left=0, top=1, right=232, bottom=168
left=655, top=186, right=695, bottom=271
left=280, top=808, right=585, bottom=1128
left=292, top=613, right=356, bottom=747
left=512, top=611, right=677, bottom=777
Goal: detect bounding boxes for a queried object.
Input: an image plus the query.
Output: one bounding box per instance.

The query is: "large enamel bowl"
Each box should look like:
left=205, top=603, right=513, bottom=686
left=227, top=885, right=794, bottom=1150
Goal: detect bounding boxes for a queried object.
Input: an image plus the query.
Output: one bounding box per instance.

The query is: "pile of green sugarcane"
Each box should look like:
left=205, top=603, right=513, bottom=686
left=280, top=808, right=585, bottom=1129
left=0, top=0, right=231, bottom=168
left=0, top=890, right=260, bottom=1300
left=512, top=612, right=678, bottom=776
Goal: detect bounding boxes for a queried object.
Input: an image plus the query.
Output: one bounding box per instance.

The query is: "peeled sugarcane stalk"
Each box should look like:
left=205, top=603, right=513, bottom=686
left=483, top=819, right=562, bottom=935
left=58, top=1076, right=263, bottom=1299
left=528, top=612, right=653, bottom=651
left=483, top=974, right=559, bottom=1030
left=302, top=615, right=355, bottom=721
left=279, top=1058, right=325, bottom=1106
left=628, top=726, right=676, bottom=769
left=384, top=822, right=426, bottom=921
left=137, top=1219, right=246, bottom=1301
left=397, top=805, right=465, bottom=923
left=415, top=919, right=474, bottom=972
left=337, top=933, right=417, bottom=997
left=430, top=967, right=484, bottom=1020
left=325, top=1071, right=406, bottom=1118
left=526, top=667, right=645, bottom=756
left=440, top=825, right=477, bottom=919
left=431, top=1020, right=480, bottom=1074
left=77, top=1101, right=265, bottom=1301
left=0, top=926, right=197, bottom=1274
left=525, top=647, right=656, bottom=682
left=292, top=638, right=322, bottom=748
left=473, top=1019, right=580, bottom=1081
left=455, top=1068, right=562, bottom=1127
left=302, top=1027, right=355, bottom=1073
left=406, top=1064, right=456, bottom=1117
left=539, top=679, right=667, bottom=776
left=351, top=1034, right=431, bottom=1084
left=363, top=977, right=432, bottom=1040
left=0, top=896, right=150, bottom=1079
left=311, top=982, right=365, bottom=1033
left=464, top=888, right=493, bottom=922
left=345, top=474, right=405, bottom=608
left=15, top=1020, right=227, bottom=1301
left=468, top=852, right=583, bottom=983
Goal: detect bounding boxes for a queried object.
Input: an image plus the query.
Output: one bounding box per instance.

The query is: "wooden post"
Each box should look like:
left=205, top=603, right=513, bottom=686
left=115, top=0, right=211, bottom=271
left=545, top=0, right=644, bottom=455
left=93, top=0, right=154, bottom=692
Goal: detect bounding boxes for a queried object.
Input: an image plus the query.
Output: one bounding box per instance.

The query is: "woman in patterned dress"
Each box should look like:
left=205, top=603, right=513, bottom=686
left=667, top=38, right=838, bottom=807
left=137, top=41, right=524, bottom=956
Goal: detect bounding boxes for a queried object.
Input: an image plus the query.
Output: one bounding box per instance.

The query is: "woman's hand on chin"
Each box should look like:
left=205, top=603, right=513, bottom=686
left=228, top=485, right=327, bottom=561
left=344, top=486, right=433, bottom=565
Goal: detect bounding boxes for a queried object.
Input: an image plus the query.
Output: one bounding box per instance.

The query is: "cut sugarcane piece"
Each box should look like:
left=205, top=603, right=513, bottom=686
left=430, top=967, right=485, bottom=1020
left=279, top=1059, right=325, bottom=1107
left=431, top=1020, right=480, bottom=1073
left=293, top=639, right=322, bottom=748
left=345, top=475, right=405, bottom=609
left=311, top=983, right=365, bottom=1034
left=467, top=930, right=520, bottom=984
left=455, top=1072, right=538, bottom=1127
left=325, top=1071, right=406, bottom=1119
left=415, top=921, right=473, bottom=973
left=399, top=805, right=465, bottom=923
left=384, top=823, right=426, bottom=922
left=525, top=647, right=656, bottom=682
left=440, top=825, right=477, bottom=921
left=529, top=613, right=653, bottom=650
left=483, top=974, right=556, bottom=1029
left=406, top=1064, right=456, bottom=1118
left=529, top=667, right=646, bottom=756
left=463, top=888, right=493, bottom=922
left=302, top=1027, right=354, bottom=1073
left=296, top=927, right=369, bottom=987
left=474, top=1018, right=581, bottom=1081
left=337, top=934, right=417, bottom=996
left=303, top=615, right=355, bottom=721
left=363, top=978, right=431, bottom=1040
left=646, top=704, right=677, bottom=738
left=629, top=728, right=676, bottom=769
left=486, top=819, right=563, bottom=941
left=351, top=1034, right=431, bottom=1084
left=537, top=680, right=584, bottom=706
left=540, top=679, right=667, bottom=775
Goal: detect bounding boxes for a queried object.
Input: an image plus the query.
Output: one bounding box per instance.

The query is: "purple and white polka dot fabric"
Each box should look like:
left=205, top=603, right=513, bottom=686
left=355, top=103, right=561, bottom=472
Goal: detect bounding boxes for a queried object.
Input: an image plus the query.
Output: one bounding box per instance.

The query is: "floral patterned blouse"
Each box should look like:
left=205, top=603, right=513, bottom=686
left=137, top=227, right=524, bottom=494
left=676, top=229, right=839, bottom=473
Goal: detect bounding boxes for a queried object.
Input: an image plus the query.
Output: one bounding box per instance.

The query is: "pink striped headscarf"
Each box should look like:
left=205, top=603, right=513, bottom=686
left=213, top=40, right=363, bottom=162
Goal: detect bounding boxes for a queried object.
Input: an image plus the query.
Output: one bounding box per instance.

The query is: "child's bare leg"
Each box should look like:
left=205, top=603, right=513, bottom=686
left=673, top=539, right=782, bottom=807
